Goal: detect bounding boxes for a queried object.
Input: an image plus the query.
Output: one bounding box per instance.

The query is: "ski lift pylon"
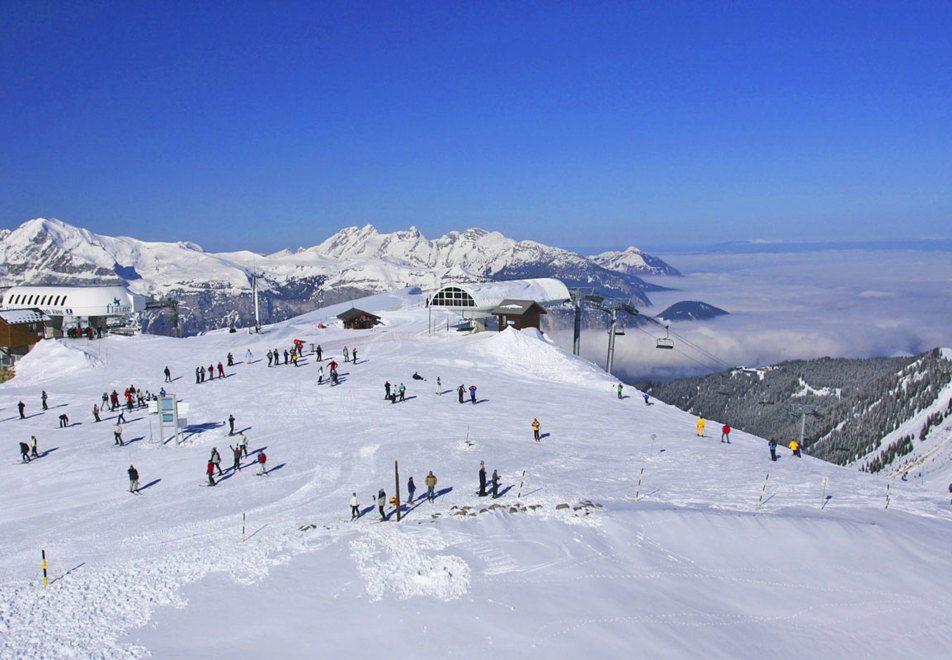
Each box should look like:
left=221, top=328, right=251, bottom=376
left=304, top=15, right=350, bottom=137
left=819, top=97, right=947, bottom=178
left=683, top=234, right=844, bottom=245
left=656, top=325, right=674, bottom=349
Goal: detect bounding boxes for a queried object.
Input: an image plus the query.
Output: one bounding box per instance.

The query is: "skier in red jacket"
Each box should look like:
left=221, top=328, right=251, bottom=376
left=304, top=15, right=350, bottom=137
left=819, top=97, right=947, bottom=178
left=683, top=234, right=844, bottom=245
left=257, top=451, right=268, bottom=476
left=721, top=424, right=731, bottom=444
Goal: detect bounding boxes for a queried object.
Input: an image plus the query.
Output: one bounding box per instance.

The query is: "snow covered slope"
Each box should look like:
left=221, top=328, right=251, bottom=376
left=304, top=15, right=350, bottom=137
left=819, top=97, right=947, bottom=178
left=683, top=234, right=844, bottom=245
left=1, top=291, right=951, bottom=658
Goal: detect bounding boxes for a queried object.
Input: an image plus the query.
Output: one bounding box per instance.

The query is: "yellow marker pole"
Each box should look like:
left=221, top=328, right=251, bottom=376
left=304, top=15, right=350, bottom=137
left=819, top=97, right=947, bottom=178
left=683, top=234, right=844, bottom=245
left=635, top=468, right=645, bottom=501
left=757, top=474, right=769, bottom=509
left=885, top=484, right=891, bottom=510
left=242, top=513, right=246, bottom=542
left=42, top=549, right=48, bottom=587
left=821, top=476, right=829, bottom=508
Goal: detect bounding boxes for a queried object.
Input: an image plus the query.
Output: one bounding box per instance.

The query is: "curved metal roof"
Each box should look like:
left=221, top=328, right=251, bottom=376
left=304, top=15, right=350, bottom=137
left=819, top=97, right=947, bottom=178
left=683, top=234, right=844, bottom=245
left=0, top=285, right=147, bottom=316
left=430, top=278, right=570, bottom=311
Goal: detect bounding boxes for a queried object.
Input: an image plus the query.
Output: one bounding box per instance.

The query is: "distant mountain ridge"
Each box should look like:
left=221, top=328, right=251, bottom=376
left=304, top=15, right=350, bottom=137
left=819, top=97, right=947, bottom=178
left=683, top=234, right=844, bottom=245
left=0, top=218, right=678, bottom=334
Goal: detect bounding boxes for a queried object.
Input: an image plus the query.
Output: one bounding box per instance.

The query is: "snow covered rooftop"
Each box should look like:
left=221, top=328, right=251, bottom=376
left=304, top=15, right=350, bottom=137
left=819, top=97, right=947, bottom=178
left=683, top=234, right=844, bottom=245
left=0, top=308, right=50, bottom=324
left=430, top=278, right=570, bottom=311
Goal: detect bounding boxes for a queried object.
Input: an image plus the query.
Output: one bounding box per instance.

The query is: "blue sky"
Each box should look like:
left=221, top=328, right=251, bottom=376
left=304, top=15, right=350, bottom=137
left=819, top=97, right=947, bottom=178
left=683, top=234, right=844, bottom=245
left=1, top=1, right=949, bottom=253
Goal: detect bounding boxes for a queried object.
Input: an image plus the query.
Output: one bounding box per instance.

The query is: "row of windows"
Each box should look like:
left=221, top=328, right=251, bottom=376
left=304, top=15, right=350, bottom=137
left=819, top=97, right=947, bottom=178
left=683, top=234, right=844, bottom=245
left=431, top=287, right=476, bottom=307
left=3, top=293, right=69, bottom=307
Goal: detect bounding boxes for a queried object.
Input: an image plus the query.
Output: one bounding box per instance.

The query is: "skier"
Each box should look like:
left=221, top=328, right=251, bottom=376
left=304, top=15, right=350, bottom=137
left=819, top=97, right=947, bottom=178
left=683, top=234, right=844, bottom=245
left=257, top=450, right=267, bottom=475
left=196, top=366, right=201, bottom=383
left=20, top=441, right=31, bottom=462
left=114, top=423, right=124, bottom=446
left=331, top=370, right=339, bottom=386
left=228, top=414, right=235, bottom=435
left=117, top=409, right=127, bottom=424
left=377, top=489, right=387, bottom=520
left=164, top=366, right=172, bottom=382
left=229, top=444, right=242, bottom=471
left=41, top=390, right=48, bottom=410
left=696, top=417, right=705, bottom=437
left=318, top=366, right=324, bottom=384
left=227, top=352, right=234, bottom=367
left=342, top=346, right=349, bottom=362
left=492, top=469, right=499, bottom=498
left=457, top=385, right=465, bottom=404
left=245, top=349, right=253, bottom=362
left=617, top=383, right=623, bottom=399
left=206, top=460, right=217, bottom=486
left=237, top=431, right=248, bottom=457
left=532, top=418, right=541, bottom=441
left=18, top=401, right=25, bottom=419
left=217, top=362, right=225, bottom=378
left=350, top=492, right=360, bottom=520
left=469, top=385, right=477, bottom=404
left=291, top=353, right=298, bottom=367
left=30, top=435, right=38, bottom=458
left=721, top=424, right=731, bottom=444
left=210, top=447, right=223, bottom=475
left=110, top=390, right=119, bottom=410
left=92, top=403, right=101, bottom=422
left=425, top=471, right=437, bottom=502
left=283, top=350, right=289, bottom=365
left=267, top=350, right=274, bottom=367
left=207, top=363, right=215, bottom=380
left=199, top=365, right=206, bottom=383
left=789, top=440, right=801, bottom=458
left=436, top=376, right=442, bottom=395
left=407, top=476, right=416, bottom=503
left=384, top=381, right=391, bottom=400
left=102, top=392, right=109, bottom=409
left=315, top=344, right=323, bottom=361
left=643, top=392, right=650, bottom=406
left=768, top=439, right=778, bottom=462
left=128, top=465, right=139, bottom=493
left=478, top=461, right=487, bottom=497
left=351, top=347, right=357, bottom=363
left=398, top=383, right=406, bottom=402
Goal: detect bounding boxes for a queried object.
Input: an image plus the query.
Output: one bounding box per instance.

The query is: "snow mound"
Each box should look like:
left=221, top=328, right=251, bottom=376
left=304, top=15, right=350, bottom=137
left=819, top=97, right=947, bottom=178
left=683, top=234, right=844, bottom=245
left=12, top=339, right=104, bottom=383
left=483, top=328, right=608, bottom=386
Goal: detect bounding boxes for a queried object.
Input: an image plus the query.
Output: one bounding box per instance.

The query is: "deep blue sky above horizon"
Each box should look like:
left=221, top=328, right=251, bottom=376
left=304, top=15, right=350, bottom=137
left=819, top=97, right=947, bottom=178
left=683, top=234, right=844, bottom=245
left=1, top=1, right=950, bottom=253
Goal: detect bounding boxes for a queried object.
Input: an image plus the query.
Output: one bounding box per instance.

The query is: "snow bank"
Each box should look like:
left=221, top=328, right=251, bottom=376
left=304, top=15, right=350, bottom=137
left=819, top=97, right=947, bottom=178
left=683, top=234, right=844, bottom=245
left=12, top=339, right=103, bottom=383
left=482, top=327, right=610, bottom=387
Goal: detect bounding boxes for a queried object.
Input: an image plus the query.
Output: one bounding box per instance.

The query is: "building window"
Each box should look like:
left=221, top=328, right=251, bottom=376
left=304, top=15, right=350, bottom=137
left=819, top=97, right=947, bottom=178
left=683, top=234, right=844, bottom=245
left=431, top=287, right=475, bottom=307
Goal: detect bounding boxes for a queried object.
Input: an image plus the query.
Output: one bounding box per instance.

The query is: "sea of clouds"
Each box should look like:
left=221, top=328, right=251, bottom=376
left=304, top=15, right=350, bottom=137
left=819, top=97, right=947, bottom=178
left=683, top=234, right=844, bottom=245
left=553, top=248, right=952, bottom=382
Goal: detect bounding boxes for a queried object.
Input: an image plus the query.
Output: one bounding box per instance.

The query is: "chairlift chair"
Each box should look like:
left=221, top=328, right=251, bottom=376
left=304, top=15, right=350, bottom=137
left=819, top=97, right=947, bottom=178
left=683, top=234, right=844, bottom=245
left=656, top=325, right=674, bottom=349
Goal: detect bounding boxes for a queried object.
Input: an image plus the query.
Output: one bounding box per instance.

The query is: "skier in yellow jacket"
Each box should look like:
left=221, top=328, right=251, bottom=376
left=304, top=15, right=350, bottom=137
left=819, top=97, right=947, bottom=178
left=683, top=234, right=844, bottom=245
left=696, top=417, right=705, bottom=436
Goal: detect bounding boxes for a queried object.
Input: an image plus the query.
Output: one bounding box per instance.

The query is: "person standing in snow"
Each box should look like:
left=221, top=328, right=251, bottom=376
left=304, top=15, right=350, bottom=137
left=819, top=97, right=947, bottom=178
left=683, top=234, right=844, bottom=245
left=117, top=409, right=127, bottom=424
left=228, top=414, right=235, bottom=435
left=257, top=450, right=267, bottom=475
left=283, top=350, right=289, bottom=365
left=457, top=385, right=465, bottom=403
left=617, top=383, right=623, bottom=399
left=196, top=366, right=201, bottom=383
left=237, top=431, right=248, bottom=457
left=436, top=376, right=442, bottom=395
left=384, top=381, right=391, bottom=400
left=491, top=469, right=499, bottom=498
left=18, top=401, right=25, bottom=419
left=210, top=447, right=223, bottom=475
left=407, top=476, right=416, bottom=502
left=267, top=350, right=274, bottom=367
left=41, top=390, right=48, bottom=410
left=217, top=362, right=225, bottom=378
left=789, top=440, right=801, bottom=457
left=696, top=417, right=705, bottom=437
left=245, top=349, right=253, bottom=362
left=350, top=493, right=361, bottom=520
left=721, top=424, right=731, bottom=444
left=768, top=439, right=778, bottom=462
left=206, top=460, right=216, bottom=486
left=20, top=441, right=31, bottom=462
left=128, top=465, right=139, bottom=493
left=469, top=385, right=477, bottom=404
left=318, top=365, right=324, bottom=384
left=532, top=418, right=541, bottom=441
left=315, top=344, right=323, bottom=361
left=643, top=392, right=650, bottom=406
left=229, top=444, right=242, bottom=471
left=351, top=347, right=357, bottom=364
left=164, top=366, right=172, bottom=382
left=92, top=403, right=101, bottom=422
left=398, top=383, right=406, bottom=401
left=342, top=346, right=349, bottom=362
left=377, top=489, right=387, bottom=520
left=227, top=352, right=234, bottom=367
left=114, top=423, right=124, bottom=446
left=208, top=363, right=215, bottom=380
left=30, top=435, right=38, bottom=458
left=425, top=471, right=437, bottom=502
left=478, top=461, right=487, bottom=497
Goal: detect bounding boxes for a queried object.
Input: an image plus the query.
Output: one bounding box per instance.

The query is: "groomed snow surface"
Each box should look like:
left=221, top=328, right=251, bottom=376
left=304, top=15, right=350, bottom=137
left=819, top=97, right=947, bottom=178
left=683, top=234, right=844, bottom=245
left=2, top=291, right=951, bottom=659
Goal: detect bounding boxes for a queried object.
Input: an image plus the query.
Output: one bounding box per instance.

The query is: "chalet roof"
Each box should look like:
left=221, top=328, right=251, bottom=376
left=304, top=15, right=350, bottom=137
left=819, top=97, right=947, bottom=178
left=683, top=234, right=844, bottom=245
left=336, top=308, right=381, bottom=323
left=0, top=309, right=51, bottom=324
left=489, top=299, right=547, bottom=316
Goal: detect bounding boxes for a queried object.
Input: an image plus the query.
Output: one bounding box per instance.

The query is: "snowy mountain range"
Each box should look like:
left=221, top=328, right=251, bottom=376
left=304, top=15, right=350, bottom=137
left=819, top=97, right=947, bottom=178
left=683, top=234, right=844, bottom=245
left=0, top=218, right=677, bottom=334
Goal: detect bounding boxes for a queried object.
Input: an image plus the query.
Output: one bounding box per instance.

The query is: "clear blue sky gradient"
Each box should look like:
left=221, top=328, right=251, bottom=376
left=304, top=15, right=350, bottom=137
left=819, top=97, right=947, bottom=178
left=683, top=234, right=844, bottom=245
left=1, top=1, right=949, bottom=253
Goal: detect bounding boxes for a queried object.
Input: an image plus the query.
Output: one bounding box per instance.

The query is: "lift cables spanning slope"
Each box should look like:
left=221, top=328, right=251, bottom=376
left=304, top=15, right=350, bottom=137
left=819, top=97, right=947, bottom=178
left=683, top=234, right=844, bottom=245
left=632, top=316, right=734, bottom=372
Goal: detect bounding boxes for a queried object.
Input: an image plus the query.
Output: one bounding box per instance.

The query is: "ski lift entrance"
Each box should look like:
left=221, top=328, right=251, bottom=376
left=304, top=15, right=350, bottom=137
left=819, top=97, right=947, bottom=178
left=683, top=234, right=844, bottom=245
left=656, top=325, right=674, bottom=349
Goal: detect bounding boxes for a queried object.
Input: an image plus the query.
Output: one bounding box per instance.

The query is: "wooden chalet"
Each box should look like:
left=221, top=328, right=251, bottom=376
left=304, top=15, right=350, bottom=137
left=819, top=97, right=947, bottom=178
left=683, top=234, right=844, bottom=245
left=337, top=308, right=381, bottom=330
left=489, top=299, right=547, bottom=331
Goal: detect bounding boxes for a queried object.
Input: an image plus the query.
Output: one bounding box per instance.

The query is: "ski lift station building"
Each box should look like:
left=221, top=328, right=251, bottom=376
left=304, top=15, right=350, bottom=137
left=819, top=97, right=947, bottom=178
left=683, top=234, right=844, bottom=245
left=0, top=285, right=147, bottom=336
left=428, top=277, right=570, bottom=331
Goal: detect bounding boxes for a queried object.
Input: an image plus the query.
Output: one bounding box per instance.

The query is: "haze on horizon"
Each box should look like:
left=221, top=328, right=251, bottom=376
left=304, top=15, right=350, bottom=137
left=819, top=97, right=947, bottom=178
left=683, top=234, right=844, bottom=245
left=1, top=2, right=950, bottom=253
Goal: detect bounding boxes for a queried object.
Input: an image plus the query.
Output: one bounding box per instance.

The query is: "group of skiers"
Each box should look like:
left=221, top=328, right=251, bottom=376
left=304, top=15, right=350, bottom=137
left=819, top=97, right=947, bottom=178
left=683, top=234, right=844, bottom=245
left=18, top=436, right=39, bottom=462
left=351, top=470, right=439, bottom=521
left=694, top=415, right=806, bottom=461
left=195, top=362, right=226, bottom=383
left=205, top=434, right=264, bottom=486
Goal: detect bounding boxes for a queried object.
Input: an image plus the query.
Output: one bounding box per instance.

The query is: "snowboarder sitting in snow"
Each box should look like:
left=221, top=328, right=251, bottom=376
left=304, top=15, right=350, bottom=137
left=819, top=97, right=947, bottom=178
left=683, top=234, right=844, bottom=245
left=412, top=372, right=425, bottom=380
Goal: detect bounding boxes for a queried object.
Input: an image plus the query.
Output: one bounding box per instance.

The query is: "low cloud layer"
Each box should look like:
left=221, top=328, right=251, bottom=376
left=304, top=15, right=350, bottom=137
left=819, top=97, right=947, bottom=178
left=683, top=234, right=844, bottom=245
left=552, top=249, right=952, bottom=382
